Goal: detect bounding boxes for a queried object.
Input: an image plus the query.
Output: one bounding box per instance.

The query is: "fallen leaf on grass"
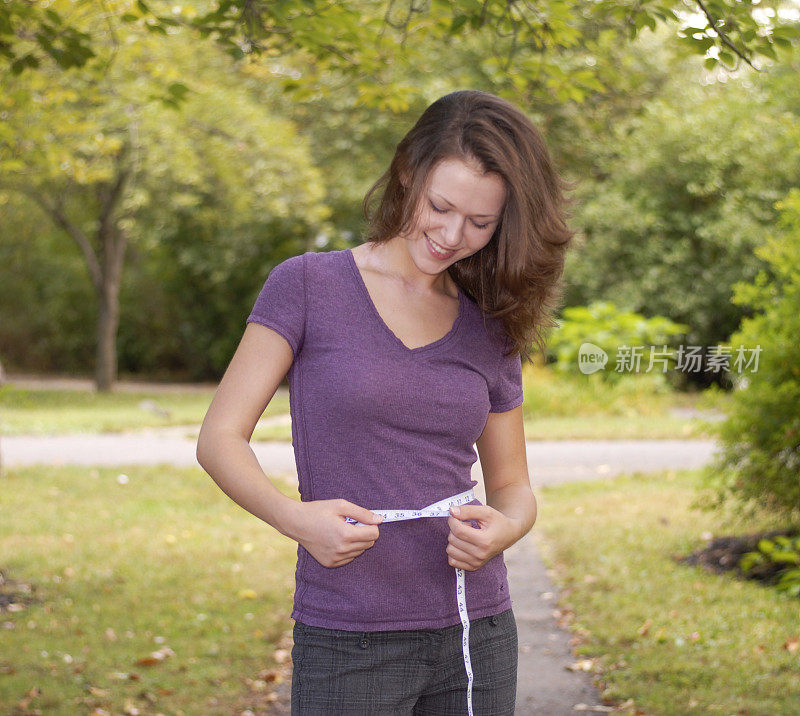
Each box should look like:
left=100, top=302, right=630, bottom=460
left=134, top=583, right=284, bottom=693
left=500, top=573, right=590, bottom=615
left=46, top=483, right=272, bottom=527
left=17, top=686, right=42, bottom=710
left=784, top=636, right=799, bottom=652
left=238, top=589, right=257, bottom=600
left=135, top=646, right=175, bottom=667
left=273, top=649, right=289, bottom=664
left=257, top=669, right=282, bottom=683
left=637, top=619, right=652, bottom=636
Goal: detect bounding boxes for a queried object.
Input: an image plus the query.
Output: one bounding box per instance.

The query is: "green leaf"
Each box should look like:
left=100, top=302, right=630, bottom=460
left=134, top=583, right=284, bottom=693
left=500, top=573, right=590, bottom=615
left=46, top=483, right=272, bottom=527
left=757, top=539, right=775, bottom=554
left=450, top=15, right=468, bottom=34
left=772, top=25, right=800, bottom=39
left=754, top=42, right=778, bottom=60
left=168, top=82, right=191, bottom=99
left=44, top=9, right=62, bottom=26
left=770, top=550, right=800, bottom=565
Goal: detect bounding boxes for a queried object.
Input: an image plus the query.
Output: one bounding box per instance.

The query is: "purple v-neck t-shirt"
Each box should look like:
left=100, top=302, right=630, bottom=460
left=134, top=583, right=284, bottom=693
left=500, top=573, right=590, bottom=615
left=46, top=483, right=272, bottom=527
left=246, top=247, right=523, bottom=631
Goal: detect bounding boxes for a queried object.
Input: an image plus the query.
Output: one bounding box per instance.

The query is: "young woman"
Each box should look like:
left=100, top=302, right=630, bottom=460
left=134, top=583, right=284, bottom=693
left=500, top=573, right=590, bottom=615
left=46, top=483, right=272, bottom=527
left=197, top=89, right=574, bottom=715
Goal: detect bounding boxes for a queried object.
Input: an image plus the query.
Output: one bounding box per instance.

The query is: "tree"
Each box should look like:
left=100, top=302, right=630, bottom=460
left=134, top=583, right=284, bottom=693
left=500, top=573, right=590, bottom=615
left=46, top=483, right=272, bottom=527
left=0, top=24, right=327, bottom=390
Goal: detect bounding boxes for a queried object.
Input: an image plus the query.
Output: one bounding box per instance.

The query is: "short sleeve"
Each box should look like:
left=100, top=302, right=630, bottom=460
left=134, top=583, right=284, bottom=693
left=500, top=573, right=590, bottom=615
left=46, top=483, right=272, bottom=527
left=488, top=346, right=524, bottom=413
left=246, top=254, right=306, bottom=357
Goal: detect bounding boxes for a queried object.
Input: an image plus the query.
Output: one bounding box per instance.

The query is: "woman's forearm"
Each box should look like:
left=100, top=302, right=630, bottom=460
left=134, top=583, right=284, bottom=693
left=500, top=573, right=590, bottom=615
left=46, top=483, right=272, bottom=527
left=196, top=429, right=301, bottom=538
left=486, top=482, right=537, bottom=544
left=196, top=429, right=384, bottom=568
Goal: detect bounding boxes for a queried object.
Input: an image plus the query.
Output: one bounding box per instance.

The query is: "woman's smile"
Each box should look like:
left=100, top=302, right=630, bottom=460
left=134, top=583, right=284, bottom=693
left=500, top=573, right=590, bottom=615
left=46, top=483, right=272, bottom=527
left=425, top=233, right=457, bottom=260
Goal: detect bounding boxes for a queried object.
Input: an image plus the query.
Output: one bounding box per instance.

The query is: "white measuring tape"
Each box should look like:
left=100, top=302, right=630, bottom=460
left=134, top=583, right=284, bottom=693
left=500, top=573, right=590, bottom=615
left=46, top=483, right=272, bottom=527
left=345, top=489, right=477, bottom=716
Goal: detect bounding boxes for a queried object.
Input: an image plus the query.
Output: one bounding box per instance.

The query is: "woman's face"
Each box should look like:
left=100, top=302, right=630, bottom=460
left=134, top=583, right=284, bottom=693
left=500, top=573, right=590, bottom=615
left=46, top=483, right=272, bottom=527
left=403, top=156, right=506, bottom=276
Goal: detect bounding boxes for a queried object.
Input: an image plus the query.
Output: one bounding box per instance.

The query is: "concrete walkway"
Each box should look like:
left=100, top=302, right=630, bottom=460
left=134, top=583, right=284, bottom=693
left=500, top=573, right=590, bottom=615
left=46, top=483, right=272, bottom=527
left=4, top=431, right=717, bottom=486
left=4, top=430, right=718, bottom=713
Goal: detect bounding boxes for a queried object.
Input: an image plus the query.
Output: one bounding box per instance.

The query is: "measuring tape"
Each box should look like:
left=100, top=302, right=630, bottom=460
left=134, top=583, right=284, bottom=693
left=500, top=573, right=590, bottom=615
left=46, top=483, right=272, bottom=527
left=345, top=488, right=478, bottom=716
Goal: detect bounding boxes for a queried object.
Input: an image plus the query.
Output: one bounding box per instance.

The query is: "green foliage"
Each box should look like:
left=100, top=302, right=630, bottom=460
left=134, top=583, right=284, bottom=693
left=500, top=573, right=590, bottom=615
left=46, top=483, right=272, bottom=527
left=565, top=61, right=800, bottom=371
left=0, top=0, right=185, bottom=74
left=3, top=1, right=797, bottom=108
left=125, top=215, right=317, bottom=379
left=0, top=194, right=96, bottom=373
left=740, top=535, right=800, bottom=597
left=701, top=189, right=800, bottom=519
left=547, top=301, right=687, bottom=382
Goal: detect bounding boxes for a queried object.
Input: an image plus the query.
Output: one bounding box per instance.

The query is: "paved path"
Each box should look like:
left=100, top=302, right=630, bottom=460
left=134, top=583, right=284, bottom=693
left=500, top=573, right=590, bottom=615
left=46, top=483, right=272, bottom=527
left=4, top=430, right=718, bottom=713
left=4, top=431, right=718, bottom=486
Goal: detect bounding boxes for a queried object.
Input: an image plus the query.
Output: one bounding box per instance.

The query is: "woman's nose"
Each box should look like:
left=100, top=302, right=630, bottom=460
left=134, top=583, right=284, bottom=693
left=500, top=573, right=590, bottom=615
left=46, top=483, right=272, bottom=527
left=438, top=215, right=465, bottom=247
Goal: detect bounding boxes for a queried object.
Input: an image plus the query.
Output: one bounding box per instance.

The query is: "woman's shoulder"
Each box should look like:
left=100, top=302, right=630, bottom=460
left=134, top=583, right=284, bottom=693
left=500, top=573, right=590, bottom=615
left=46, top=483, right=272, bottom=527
left=269, top=247, right=348, bottom=279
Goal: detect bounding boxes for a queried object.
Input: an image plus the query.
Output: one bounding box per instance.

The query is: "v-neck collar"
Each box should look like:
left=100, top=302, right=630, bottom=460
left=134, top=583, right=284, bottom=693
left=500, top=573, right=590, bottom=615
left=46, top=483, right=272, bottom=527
left=345, top=248, right=465, bottom=355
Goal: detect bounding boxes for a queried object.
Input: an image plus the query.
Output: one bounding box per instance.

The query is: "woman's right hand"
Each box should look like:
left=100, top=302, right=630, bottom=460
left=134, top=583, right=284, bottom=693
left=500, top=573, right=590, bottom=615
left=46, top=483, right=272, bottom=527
left=287, top=499, right=383, bottom=568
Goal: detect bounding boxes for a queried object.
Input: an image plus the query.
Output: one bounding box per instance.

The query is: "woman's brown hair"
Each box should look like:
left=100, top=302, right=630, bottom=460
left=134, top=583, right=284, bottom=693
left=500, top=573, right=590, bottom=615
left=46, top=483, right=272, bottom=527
left=362, top=89, right=576, bottom=364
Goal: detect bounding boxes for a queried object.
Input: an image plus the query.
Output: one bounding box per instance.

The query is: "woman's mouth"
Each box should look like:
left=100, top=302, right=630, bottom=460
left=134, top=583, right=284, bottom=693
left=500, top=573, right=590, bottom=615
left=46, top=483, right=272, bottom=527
left=425, top=234, right=456, bottom=260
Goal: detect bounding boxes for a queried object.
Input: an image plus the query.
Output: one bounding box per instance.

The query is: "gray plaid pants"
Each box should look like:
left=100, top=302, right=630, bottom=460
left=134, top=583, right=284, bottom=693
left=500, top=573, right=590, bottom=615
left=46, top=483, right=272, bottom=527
left=290, top=608, right=518, bottom=715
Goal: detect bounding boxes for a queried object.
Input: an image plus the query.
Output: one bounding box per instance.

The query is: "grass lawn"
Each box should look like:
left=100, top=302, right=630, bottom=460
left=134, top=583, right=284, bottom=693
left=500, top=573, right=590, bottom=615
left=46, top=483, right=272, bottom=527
left=0, top=385, right=290, bottom=437
left=534, top=469, right=800, bottom=715
left=0, top=465, right=299, bottom=715
left=1, top=366, right=729, bottom=440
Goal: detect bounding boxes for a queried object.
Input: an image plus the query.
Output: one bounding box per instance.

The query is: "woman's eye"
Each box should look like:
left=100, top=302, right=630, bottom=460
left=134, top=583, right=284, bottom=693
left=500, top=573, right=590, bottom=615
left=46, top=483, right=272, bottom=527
left=430, top=201, right=447, bottom=214
left=472, top=221, right=490, bottom=230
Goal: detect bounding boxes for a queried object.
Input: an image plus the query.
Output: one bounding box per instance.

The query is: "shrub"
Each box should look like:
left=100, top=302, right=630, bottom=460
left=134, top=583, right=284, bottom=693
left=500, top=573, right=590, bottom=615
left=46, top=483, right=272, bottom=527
left=740, top=535, right=800, bottom=597
left=701, top=189, right=800, bottom=520
left=547, top=300, right=687, bottom=383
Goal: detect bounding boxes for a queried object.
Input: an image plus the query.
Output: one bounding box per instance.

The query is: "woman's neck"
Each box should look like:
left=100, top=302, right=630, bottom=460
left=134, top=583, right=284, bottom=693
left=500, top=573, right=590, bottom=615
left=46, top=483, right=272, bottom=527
left=362, top=238, right=457, bottom=298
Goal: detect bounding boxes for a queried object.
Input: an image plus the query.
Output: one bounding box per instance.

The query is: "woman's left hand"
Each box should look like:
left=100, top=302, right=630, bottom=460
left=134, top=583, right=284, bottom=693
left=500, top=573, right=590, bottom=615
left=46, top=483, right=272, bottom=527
left=446, top=504, right=524, bottom=571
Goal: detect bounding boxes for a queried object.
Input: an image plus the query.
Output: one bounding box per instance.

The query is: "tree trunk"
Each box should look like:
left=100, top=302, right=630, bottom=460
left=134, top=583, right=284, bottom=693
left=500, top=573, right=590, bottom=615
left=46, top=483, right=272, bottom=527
left=28, top=142, right=131, bottom=393
left=95, top=282, right=120, bottom=392
left=93, top=214, right=127, bottom=393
